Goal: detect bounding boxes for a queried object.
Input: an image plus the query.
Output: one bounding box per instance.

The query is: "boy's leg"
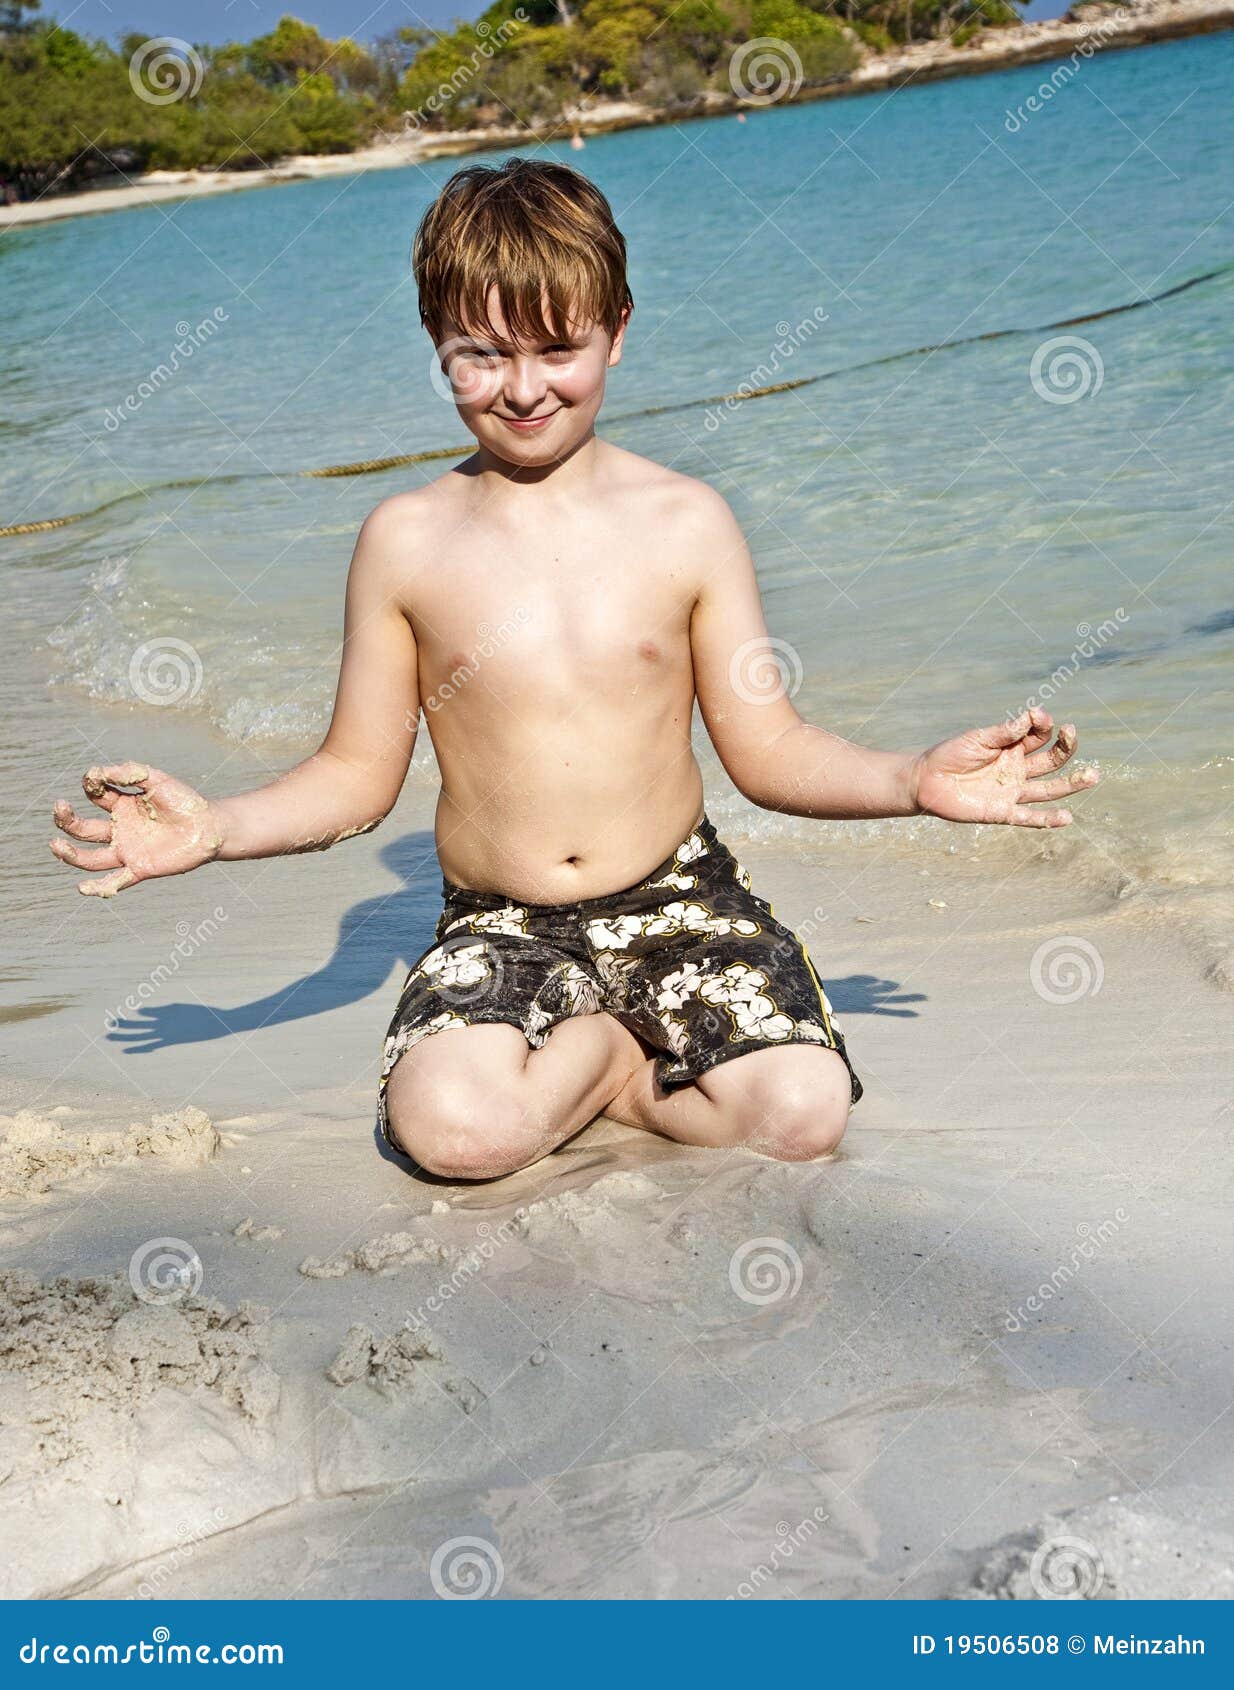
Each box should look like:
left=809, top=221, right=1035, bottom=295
left=578, top=815, right=863, bottom=1161
left=602, top=1043, right=852, bottom=1162
left=385, top=1012, right=645, bottom=1180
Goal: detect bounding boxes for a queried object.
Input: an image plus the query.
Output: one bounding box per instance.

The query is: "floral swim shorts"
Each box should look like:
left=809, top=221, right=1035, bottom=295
left=377, top=813, right=862, bottom=1149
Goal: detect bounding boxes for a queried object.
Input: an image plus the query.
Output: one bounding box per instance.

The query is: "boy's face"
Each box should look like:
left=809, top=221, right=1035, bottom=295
left=436, top=288, right=627, bottom=469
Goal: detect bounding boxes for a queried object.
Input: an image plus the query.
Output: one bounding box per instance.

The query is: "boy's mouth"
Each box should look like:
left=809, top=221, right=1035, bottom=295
left=495, top=408, right=561, bottom=432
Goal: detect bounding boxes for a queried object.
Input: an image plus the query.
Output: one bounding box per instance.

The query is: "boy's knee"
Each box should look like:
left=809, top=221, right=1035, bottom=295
left=741, top=1052, right=852, bottom=1162
left=386, top=1067, right=534, bottom=1179
left=755, top=1091, right=849, bottom=1162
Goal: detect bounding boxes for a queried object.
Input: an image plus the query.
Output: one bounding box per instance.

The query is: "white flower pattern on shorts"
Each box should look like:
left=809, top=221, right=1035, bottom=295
left=585, top=900, right=760, bottom=953
left=376, top=815, right=861, bottom=1150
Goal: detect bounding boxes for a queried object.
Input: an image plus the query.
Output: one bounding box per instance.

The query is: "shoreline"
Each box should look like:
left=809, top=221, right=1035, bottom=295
left=3, top=0, right=1232, bottom=232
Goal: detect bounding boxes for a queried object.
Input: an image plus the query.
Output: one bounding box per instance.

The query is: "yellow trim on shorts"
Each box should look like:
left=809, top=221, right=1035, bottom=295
left=767, top=896, right=837, bottom=1044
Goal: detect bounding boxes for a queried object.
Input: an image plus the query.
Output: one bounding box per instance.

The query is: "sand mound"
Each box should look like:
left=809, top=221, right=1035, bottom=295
left=325, top=1319, right=483, bottom=1411
left=512, top=1169, right=663, bottom=1244
left=0, top=1269, right=277, bottom=1478
left=955, top=1498, right=1234, bottom=1600
left=0, top=1106, right=218, bottom=1199
left=233, top=1217, right=283, bottom=1242
left=299, top=1229, right=460, bottom=1278
left=0, top=1266, right=291, bottom=1597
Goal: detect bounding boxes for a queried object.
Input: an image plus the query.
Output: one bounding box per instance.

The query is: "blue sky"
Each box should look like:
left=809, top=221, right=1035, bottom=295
left=39, top=0, right=1070, bottom=47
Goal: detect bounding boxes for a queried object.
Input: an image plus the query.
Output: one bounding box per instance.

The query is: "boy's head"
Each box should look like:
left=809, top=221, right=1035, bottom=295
left=412, top=157, right=633, bottom=467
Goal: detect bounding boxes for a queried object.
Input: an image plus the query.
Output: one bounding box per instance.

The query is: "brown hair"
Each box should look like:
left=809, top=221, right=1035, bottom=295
left=412, top=157, right=633, bottom=348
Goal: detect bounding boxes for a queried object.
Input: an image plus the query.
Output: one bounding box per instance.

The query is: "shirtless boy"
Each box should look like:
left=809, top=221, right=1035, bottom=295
left=50, top=159, right=1099, bottom=1179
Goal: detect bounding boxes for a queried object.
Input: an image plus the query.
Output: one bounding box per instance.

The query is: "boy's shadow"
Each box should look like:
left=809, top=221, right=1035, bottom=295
left=106, top=833, right=443, bottom=1055
left=105, top=831, right=925, bottom=1056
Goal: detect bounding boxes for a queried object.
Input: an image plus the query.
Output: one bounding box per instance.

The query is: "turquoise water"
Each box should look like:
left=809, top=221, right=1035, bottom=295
left=4, top=32, right=1234, bottom=975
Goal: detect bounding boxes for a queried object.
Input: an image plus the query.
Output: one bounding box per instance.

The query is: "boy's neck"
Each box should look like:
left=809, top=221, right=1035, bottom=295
left=470, top=427, right=602, bottom=496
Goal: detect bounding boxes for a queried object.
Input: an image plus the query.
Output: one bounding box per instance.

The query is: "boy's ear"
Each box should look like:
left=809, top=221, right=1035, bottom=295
left=607, top=305, right=632, bottom=368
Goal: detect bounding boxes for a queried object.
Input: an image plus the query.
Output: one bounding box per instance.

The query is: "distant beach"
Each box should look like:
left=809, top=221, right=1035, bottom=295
left=3, top=0, right=1233, bottom=231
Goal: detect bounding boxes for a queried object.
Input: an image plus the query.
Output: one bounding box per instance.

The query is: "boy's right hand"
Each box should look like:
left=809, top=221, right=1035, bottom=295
left=50, top=763, right=223, bottom=898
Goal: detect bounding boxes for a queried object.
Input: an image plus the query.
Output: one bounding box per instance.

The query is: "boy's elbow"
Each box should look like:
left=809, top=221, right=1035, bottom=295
left=722, top=756, right=775, bottom=809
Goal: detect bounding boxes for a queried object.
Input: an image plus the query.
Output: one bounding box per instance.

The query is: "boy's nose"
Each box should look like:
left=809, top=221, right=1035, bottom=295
left=502, top=356, right=549, bottom=411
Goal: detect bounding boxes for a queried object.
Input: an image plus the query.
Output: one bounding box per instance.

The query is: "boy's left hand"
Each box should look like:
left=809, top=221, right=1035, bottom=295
left=909, top=707, right=1100, bottom=828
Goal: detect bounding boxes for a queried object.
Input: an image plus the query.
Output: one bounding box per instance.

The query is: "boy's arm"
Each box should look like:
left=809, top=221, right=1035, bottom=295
left=688, top=493, right=1099, bottom=828
left=50, top=504, right=421, bottom=896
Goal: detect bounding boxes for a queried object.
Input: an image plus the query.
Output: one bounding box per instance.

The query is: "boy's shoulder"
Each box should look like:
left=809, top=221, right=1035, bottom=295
left=596, top=442, right=741, bottom=538
left=357, top=476, right=464, bottom=546
left=351, top=448, right=741, bottom=567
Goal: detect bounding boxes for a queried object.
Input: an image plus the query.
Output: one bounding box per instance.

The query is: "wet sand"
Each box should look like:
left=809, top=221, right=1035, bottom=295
left=4, top=816, right=1231, bottom=1599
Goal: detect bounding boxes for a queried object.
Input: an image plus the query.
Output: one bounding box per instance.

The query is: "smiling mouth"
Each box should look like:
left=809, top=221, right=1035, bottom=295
left=495, top=409, right=560, bottom=430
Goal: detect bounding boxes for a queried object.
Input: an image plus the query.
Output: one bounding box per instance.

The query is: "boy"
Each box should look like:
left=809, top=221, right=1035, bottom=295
left=50, top=159, right=1098, bottom=1179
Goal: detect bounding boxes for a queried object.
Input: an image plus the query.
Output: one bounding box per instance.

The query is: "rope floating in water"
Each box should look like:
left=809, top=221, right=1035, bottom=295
left=2, top=263, right=1227, bottom=540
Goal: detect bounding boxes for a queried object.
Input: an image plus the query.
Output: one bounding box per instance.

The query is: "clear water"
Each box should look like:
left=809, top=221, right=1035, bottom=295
left=3, top=31, right=1233, bottom=982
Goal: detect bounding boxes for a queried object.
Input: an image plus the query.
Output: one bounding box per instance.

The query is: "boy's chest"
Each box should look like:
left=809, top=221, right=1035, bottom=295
left=413, top=544, right=696, bottom=696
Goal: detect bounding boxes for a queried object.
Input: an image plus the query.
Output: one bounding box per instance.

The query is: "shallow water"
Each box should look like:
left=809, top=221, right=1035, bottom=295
left=2, top=32, right=1233, bottom=996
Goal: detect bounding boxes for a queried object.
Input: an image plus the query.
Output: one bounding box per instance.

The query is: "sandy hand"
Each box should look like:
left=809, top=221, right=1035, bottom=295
left=910, top=707, right=1101, bottom=829
left=49, top=762, right=224, bottom=897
